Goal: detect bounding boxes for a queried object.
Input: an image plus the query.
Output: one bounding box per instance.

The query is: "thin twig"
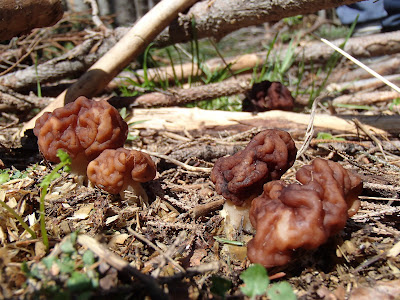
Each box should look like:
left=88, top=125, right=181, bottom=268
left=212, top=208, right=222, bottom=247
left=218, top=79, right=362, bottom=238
left=130, top=147, right=212, bottom=173
left=77, top=234, right=166, bottom=299
left=127, top=227, right=186, bottom=273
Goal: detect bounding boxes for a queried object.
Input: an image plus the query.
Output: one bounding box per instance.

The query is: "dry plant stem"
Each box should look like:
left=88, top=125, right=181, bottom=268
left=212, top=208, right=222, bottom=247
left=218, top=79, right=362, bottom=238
left=191, top=198, right=225, bottom=219
left=21, top=0, right=198, bottom=134
left=296, top=96, right=319, bottom=159
left=127, top=227, right=186, bottom=273
left=320, top=37, right=400, bottom=95
left=130, top=147, right=212, bottom=173
left=77, top=234, right=166, bottom=299
left=353, top=119, right=386, bottom=159
left=159, top=261, right=220, bottom=283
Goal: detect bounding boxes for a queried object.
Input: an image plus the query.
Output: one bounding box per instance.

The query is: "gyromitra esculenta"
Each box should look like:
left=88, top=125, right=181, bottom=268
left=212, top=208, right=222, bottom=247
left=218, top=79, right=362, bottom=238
left=87, top=148, right=156, bottom=203
left=210, top=129, right=297, bottom=232
left=242, top=81, right=295, bottom=112
left=33, top=96, right=128, bottom=179
left=247, top=158, right=363, bottom=268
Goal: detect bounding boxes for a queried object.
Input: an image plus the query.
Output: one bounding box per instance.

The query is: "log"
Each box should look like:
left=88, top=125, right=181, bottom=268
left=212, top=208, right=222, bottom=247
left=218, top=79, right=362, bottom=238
left=332, top=90, right=400, bottom=105
left=126, top=107, right=400, bottom=135
left=0, top=0, right=63, bottom=41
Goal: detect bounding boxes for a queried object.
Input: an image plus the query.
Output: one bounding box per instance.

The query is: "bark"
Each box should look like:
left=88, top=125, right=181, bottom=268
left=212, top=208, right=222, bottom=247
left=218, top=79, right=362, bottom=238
left=0, top=0, right=63, bottom=41
left=154, top=0, right=362, bottom=46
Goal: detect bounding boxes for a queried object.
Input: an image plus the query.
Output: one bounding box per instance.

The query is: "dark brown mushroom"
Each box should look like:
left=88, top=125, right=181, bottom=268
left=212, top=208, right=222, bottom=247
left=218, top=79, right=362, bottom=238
left=247, top=158, right=363, bottom=268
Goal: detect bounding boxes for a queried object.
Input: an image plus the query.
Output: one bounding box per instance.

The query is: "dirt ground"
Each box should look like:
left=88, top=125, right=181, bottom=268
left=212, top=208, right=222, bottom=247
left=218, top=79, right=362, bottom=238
left=0, top=13, right=400, bottom=300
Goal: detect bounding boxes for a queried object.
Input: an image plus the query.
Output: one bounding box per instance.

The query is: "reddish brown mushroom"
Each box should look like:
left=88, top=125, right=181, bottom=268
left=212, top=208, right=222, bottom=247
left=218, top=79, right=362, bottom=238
left=242, top=81, right=295, bottom=112
left=211, top=129, right=297, bottom=206
left=210, top=129, right=297, bottom=233
left=87, top=148, right=156, bottom=203
left=247, top=158, right=363, bottom=268
left=33, top=96, right=128, bottom=178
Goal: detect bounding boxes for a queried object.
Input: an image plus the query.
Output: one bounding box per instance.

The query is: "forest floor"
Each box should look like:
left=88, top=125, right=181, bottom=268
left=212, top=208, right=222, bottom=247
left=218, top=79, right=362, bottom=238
left=0, top=12, right=400, bottom=300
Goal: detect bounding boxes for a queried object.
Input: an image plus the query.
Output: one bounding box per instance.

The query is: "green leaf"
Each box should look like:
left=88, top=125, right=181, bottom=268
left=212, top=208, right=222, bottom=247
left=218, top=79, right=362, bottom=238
left=316, top=132, right=345, bottom=141
left=0, top=172, right=10, bottom=184
left=240, top=264, right=270, bottom=299
left=42, top=256, right=57, bottom=270
left=60, top=239, right=76, bottom=255
left=267, top=282, right=297, bottom=300
left=82, top=250, right=95, bottom=266
left=210, top=275, right=232, bottom=298
left=66, top=271, right=92, bottom=292
left=57, top=149, right=71, bottom=165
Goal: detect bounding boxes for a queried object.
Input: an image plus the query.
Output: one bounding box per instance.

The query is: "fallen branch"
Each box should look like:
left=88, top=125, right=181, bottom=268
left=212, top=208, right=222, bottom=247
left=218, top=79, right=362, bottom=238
left=332, top=90, right=400, bottom=105
left=0, top=0, right=63, bottom=41
left=110, top=74, right=252, bottom=107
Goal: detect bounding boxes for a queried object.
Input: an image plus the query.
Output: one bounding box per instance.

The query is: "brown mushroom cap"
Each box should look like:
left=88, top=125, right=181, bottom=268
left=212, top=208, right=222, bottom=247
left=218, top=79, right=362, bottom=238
left=87, top=148, right=156, bottom=195
left=33, top=96, right=128, bottom=163
left=210, top=129, right=297, bottom=206
left=247, top=158, right=363, bottom=268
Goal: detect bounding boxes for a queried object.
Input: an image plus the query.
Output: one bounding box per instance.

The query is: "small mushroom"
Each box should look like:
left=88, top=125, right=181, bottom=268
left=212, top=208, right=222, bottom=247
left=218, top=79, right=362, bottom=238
left=242, top=81, right=295, bottom=112
left=87, top=148, right=156, bottom=203
left=210, top=129, right=297, bottom=233
left=247, top=158, right=363, bottom=268
left=33, top=96, right=128, bottom=180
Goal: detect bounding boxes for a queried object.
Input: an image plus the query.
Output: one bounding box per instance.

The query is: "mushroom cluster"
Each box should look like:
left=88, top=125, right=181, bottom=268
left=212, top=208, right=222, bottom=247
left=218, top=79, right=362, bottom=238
left=211, top=130, right=363, bottom=268
left=34, top=96, right=156, bottom=200
left=247, top=158, right=362, bottom=268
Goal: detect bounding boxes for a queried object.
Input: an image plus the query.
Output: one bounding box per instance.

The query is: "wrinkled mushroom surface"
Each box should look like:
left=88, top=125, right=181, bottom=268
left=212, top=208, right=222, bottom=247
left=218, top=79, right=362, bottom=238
left=247, top=158, right=363, bottom=268
left=210, top=129, right=297, bottom=206
left=87, top=148, right=156, bottom=201
left=242, top=81, right=295, bottom=112
left=33, top=96, right=128, bottom=163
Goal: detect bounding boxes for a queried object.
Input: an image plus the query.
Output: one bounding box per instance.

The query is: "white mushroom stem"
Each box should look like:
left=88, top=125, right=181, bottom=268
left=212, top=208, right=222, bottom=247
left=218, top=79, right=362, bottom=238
left=120, top=178, right=149, bottom=205
left=220, top=198, right=255, bottom=238
left=69, top=152, right=90, bottom=185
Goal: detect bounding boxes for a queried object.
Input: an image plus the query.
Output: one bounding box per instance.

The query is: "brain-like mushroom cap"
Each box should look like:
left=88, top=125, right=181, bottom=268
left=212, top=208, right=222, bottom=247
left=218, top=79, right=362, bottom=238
left=247, top=158, right=363, bottom=268
left=87, top=148, right=156, bottom=194
left=33, top=96, right=128, bottom=162
left=210, top=129, right=297, bottom=206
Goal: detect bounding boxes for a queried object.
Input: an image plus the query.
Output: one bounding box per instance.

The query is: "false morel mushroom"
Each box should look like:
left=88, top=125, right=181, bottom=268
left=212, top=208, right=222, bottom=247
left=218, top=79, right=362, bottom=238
left=247, top=158, right=363, bottom=268
left=33, top=96, right=128, bottom=179
left=211, top=129, right=297, bottom=206
left=210, top=129, right=297, bottom=233
left=87, top=148, right=156, bottom=203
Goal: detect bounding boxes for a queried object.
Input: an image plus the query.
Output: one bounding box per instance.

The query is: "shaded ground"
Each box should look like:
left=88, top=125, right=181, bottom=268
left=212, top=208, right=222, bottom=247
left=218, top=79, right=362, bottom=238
left=0, top=12, right=400, bottom=300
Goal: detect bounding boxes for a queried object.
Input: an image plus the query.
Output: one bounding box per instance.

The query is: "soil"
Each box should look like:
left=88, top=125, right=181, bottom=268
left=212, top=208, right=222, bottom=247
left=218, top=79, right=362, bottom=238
left=0, top=12, right=400, bottom=300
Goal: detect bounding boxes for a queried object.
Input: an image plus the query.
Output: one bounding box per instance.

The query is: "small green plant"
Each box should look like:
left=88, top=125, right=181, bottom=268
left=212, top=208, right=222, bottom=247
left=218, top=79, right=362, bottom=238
left=39, top=149, right=71, bottom=251
left=23, top=232, right=99, bottom=300
left=389, top=98, right=400, bottom=111
left=210, top=275, right=232, bottom=299
left=240, top=264, right=296, bottom=300
left=316, top=132, right=345, bottom=141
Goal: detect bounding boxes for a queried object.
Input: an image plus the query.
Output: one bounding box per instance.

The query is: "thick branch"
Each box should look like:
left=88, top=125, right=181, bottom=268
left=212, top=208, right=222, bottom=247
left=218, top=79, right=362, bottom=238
left=155, top=0, right=363, bottom=46
left=0, top=0, right=63, bottom=41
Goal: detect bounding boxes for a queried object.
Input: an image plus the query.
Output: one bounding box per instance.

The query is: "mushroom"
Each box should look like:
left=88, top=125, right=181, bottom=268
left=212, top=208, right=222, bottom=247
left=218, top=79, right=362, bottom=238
left=33, top=96, right=128, bottom=181
left=87, top=148, right=156, bottom=203
left=247, top=158, right=363, bottom=268
left=242, top=81, right=295, bottom=112
left=210, top=129, right=297, bottom=233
